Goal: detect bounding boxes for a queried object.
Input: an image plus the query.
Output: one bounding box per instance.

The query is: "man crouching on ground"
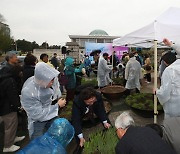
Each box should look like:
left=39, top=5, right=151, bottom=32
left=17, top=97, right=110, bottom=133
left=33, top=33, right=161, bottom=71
left=72, top=87, right=111, bottom=147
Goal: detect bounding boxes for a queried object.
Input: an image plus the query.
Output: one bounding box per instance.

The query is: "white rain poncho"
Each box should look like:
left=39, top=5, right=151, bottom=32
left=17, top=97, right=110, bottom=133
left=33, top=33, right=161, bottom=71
left=125, top=57, right=142, bottom=90
left=21, top=62, right=60, bottom=137
left=156, top=59, right=180, bottom=118
left=97, top=56, right=112, bottom=87
left=172, top=44, right=180, bottom=58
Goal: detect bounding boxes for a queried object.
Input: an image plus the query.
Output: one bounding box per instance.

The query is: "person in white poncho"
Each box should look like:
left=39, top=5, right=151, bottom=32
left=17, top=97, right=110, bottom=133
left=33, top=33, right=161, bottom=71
left=21, top=62, right=66, bottom=140
left=125, top=52, right=142, bottom=95
left=97, top=53, right=112, bottom=88
left=156, top=51, right=180, bottom=119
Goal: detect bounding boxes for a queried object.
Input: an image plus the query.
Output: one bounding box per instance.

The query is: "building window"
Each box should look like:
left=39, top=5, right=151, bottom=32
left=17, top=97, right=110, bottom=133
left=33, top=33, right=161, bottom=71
left=88, top=39, right=96, bottom=43
left=104, top=39, right=112, bottom=43
left=76, top=39, right=79, bottom=44
left=97, top=39, right=104, bottom=43
left=72, top=39, right=76, bottom=42
left=79, top=39, right=88, bottom=47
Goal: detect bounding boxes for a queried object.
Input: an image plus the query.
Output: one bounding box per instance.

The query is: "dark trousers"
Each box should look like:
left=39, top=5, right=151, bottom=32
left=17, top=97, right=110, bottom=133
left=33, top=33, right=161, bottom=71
left=66, top=89, right=75, bottom=102
left=124, top=88, right=140, bottom=96
left=145, top=73, right=151, bottom=82
left=0, top=117, right=4, bottom=153
left=86, top=69, right=90, bottom=77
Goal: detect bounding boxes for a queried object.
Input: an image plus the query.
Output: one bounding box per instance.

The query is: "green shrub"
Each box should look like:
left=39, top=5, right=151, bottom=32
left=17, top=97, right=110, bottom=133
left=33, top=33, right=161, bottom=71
left=81, top=78, right=98, bottom=87
left=83, top=128, right=118, bottom=154
left=112, top=77, right=124, bottom=86
left=125, top=93, right=163, bottom=111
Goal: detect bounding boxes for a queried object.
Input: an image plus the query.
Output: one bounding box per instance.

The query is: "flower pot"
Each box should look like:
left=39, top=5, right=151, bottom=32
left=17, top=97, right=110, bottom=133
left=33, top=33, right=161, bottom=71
left=101, top=85, right=126, bottom=100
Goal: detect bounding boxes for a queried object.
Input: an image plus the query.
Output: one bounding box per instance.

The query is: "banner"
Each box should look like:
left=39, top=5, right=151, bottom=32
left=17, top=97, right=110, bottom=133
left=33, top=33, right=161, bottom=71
left=85, top=42, right=128, bottom=60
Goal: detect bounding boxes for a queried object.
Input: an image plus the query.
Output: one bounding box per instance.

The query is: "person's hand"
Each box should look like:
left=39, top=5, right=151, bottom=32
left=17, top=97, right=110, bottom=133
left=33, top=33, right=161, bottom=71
left=79, top=138, right=85, bottom=147
left=163, top=38, right=173, bottom=46
left=104, top=122, right=111, bottom=129
left=153, top=88, right=156, bottom=95
left=57, top=98, right=66, bottom=108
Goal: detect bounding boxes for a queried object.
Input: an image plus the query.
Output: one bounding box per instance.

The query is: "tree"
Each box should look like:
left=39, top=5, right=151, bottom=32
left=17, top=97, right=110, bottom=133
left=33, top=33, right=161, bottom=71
left=49, top=45, right=61, bottom=49
left=41, top=42, right=49, bottom=49
left=0, top=13, right=12, bottom=53
left=0, top=29, right=12, bottom=52
left=16, top=39, right=40, bottom=52
left=31, top=41, right=39, bottom=50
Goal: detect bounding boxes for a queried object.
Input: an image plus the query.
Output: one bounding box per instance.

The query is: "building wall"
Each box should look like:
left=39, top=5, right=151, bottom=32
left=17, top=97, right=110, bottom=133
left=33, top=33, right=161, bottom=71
left=33, top=49, right=64, bottom=60
left=71, top=37, right=115, bottom=48
left=67, top=45, right=80, bottom=64
left=67, top=33, right=119, bottom=63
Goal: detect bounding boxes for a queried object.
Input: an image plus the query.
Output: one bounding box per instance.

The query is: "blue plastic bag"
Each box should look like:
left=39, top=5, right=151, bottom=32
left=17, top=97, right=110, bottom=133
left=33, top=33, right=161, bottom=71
left=17, top=118, right=74, bottom=154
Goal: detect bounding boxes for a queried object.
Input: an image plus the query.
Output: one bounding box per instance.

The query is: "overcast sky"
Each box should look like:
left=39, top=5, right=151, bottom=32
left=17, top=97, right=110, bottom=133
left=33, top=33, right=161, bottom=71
left=0, top=0, right=180, bottom=45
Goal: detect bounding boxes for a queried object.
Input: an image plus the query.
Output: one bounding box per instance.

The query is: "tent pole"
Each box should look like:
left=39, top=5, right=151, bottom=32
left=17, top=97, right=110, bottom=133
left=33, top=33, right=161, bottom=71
left=154, top=40, right=158, bottom=123
left=111, top=51, right=114, bottom=86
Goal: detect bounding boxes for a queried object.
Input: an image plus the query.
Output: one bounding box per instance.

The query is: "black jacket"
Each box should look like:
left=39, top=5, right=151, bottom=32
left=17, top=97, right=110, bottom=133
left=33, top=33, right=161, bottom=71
left=0, top=63, right=23, bottom=94
left=0, top=64, right=21, bottom=116
left=51, top=57, right=58, bottom=68
left=72, top=92, right=108, bottom=136
left=22, top=65, right=35, bottom=84
left=0, top=73, right=21, bottom=116
left=115, top=126, right=176, bottom=154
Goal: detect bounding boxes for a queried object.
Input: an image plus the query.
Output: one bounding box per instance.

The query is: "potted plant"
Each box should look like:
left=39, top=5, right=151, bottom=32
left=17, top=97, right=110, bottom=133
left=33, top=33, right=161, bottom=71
left=125, top=93, right=163, bottom=117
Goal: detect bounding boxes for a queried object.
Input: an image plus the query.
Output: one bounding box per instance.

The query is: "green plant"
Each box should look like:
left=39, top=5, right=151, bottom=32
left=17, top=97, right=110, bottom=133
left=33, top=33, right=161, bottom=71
left=81, top=78, right=98, bottom=87
left=112, top=77, right=124, bottom=86
left=125, top=93, right=163, bottom=111
left=83, top=128, right=118, bottom=154
left=59, top=101, right=73, bottom=120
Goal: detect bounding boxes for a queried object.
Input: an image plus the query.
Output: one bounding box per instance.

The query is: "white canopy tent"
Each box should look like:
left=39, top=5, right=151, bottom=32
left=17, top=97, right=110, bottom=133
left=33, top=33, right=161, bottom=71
left=113, top=7, right=180, bottom=47
left=113, top=7, right=180, bottom=123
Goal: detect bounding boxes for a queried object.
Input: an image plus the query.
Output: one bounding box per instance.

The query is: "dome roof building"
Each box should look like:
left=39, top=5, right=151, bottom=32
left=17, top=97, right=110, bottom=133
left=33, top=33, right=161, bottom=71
left=68, top=29, right=119, bottom=48
left=66, top=29, right=120, bottom=63
left=89, top=29, right=108, bottom=36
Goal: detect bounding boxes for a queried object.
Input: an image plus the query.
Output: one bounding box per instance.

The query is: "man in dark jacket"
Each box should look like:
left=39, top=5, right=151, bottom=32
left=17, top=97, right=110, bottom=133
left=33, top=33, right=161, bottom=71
left=22, top=53, right=37, bottom=83
left=50, top=53, right=59, bottom=69
left=72, top=87, right=111, bottom=147
left=0, top=52, right=25, bottom=152
left=115, top=112, right=176, bottom=154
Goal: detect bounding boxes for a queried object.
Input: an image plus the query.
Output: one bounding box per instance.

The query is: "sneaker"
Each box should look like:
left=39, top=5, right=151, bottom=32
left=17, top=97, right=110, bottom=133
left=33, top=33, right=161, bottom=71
left=14, top=136, right=25, bottom=143
left=3, top=145, right=20, bottom=152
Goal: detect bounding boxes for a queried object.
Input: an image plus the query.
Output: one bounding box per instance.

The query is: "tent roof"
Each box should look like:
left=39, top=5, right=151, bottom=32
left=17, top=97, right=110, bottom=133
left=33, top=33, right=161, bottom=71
left=113, top=7, right=180, bottom=47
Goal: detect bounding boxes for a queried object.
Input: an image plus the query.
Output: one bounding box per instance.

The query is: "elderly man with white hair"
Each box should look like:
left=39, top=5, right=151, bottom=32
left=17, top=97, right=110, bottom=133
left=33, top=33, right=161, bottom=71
left=115, top=112, right=176, bottom=154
